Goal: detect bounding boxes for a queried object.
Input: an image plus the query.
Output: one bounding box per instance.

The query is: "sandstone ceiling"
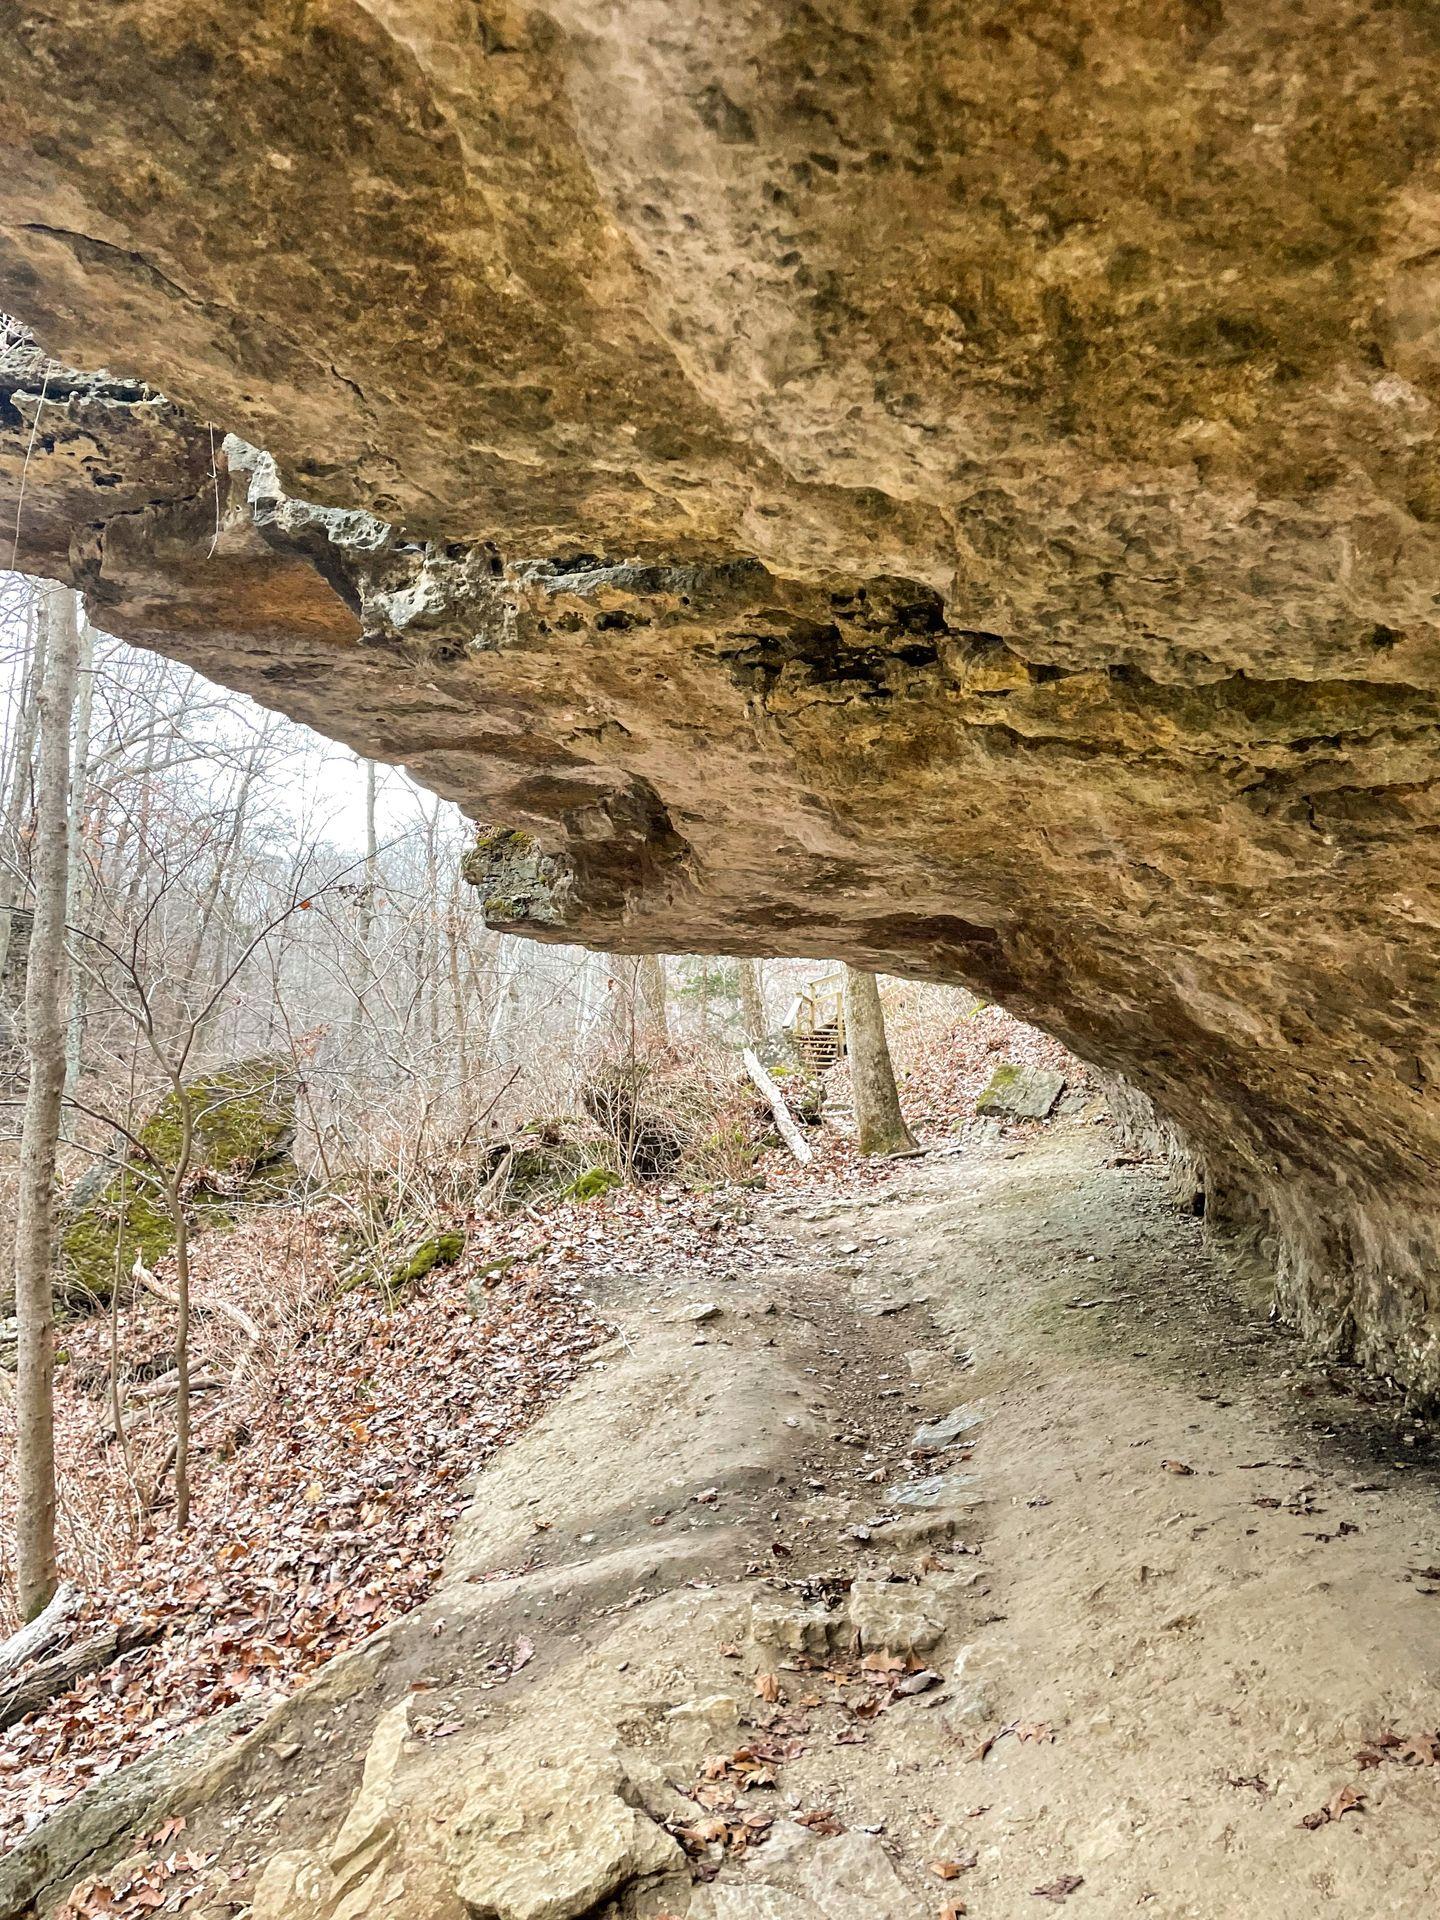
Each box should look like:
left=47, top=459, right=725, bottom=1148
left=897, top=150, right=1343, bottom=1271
left=4, top=0, right=1440, bottom=1391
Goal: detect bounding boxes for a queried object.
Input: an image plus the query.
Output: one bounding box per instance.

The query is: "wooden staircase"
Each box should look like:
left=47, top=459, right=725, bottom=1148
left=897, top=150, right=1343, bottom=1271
left=783, top=968, right=847, bottom=1070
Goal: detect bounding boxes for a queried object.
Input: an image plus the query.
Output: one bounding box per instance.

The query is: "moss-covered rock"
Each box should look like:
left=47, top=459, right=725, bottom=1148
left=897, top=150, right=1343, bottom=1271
left=460, top=826, right=564, bottom=932
left=478, top=1126, right=608, bottom=1207
left=975, top=1061, right=1065, bottom=1122
left=60, top=1057, right=298, bottom=1306
left=566, top=1166, right=622, bottom=1203
left=389, top=1230, right=466, bottom=1290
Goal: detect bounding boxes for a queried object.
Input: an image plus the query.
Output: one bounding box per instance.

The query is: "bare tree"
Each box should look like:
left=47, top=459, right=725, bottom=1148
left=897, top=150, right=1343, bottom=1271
left=14, top=583, right=79, bottom=1617
left=843, top=966, right=917, bottom=1156
left=62, top=611, right=94, bottom=1099
left=638, top=956, right=668, bottom=1038
left=737, top=959, right=766, bottom=1046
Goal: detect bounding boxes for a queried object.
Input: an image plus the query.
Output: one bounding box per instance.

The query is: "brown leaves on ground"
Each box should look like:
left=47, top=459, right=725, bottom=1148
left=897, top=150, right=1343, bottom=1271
left=55, top=1817, right=219, bottom=1917
left=1300, top=1783, right=1365, bottom=1830
left=973, top=1718, right=1058, bottom=1760
left=1355, top=1726, right=1440, bottom=1770
left=754, top=1671, right=781, bottom=1703
left=1032, top=1874, right=1085, bottom=1901
left=1161, top=1459, right=1194, bottom=1475
left=670, top=1737, right=815, bottom=1870
left=2, top=1165, right=845, bottom=1856
left=1, top=1190, right=704, bottom=1844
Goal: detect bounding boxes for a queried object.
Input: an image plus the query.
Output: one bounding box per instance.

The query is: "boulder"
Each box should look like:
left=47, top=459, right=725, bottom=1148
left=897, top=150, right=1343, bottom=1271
left=60, top=1058, right=297, bottom=1305
left=454, top=1752, right=683, bottom=1920
left=847, top=1576, right=947, bottom=1658
left=975, top=1064, right=1066, bottom=1123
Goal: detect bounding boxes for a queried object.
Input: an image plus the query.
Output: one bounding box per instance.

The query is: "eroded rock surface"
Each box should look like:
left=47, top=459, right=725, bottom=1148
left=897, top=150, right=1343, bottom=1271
left=4, top=3, right=1440, bottom=1385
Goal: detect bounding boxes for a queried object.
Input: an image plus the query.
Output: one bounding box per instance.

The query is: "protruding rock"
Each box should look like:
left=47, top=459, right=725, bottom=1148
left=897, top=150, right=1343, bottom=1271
left=847, top=1576, right=947, bottom=1657
left=453, top=1750, right=683, bottom=1920
left=975, top=1064, right=1066, bottom=1123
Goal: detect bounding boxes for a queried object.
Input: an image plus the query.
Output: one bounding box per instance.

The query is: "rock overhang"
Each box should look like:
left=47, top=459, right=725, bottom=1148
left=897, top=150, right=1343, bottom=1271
left=3, top=0, right=1440, bottom=1391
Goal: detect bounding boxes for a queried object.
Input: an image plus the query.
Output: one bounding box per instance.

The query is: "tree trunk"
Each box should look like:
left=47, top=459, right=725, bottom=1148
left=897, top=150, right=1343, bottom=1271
left=62, top=611, right=94, bottom=1100
left=14, top=583, right=80, bottom=1619
left=843, top=966, right=917, bottom=1156
left=349, top=757, right=379, bottom=1055
left=171, top=1166, right=193, bottom=1529
left=737, top=959, right=766, bottom=1046
left=0, top=586, right=44, bottom=1050
left=638, top=955, right=668, bottom=1038
left=743, top=1047, right=813, bottom=1165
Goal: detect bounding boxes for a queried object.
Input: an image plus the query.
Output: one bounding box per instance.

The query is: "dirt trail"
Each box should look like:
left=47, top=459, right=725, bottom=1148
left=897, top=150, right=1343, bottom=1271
left=9, top=1118, right=1440, bottom=1919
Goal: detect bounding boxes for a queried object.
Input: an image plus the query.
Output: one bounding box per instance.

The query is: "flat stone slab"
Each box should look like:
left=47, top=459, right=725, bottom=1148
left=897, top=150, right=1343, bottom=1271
left=887, top=1472, right=985, bottom=1510
left=913, top=1405, right=983, bottom=1449
left=975, top=1062, right=1065, bottom=1120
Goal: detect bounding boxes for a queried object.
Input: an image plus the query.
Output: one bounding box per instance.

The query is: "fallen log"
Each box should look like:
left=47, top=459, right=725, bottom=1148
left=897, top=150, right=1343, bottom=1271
left=131, top=1254, right=262, bottom=1344
left=125, top=1369, right=224, bottom=1402
left=0, top=1580, right=83, bottom=1681
left=743, top=1048, right=814, bottom=1166
left=0, top=1621, right=161, bottom=1730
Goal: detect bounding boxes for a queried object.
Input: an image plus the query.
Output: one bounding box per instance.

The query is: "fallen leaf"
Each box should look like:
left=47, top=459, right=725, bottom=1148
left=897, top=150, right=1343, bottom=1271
left=1032, top=1874, right=1084, bottom=1902
left=754, top=1672, right=781, bottom=1703
left=1301, top=1784, right=1365, bottom=1828
left=1327, top=1783, right=1365, bottom=1823
left=1161, top=1459, right=1194, bottom=1476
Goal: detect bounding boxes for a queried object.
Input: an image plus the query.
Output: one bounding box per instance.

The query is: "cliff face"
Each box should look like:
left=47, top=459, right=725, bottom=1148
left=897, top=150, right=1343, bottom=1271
left=4, top=2, right=1440, bottom=1388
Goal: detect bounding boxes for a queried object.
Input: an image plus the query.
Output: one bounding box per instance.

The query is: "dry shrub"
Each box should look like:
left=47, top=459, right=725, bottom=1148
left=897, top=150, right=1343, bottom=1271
left=580, top=1036, right=771, bottom=1186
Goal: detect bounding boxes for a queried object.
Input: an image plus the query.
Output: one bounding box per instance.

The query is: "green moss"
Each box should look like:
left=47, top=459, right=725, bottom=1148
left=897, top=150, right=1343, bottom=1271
left=60, top=1057, right=296, bottom=1307
left=473, top=825, right=532, bottom=855
left=390, top=1229, right=466, bottom=1288
left=566, top=1165, right=622, bottom=1203
left=976, top=1061, right=1023, bottom=1108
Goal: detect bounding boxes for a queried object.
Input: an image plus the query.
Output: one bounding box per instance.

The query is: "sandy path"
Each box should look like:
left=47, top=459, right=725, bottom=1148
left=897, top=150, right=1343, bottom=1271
left=12, top=1116, right=1440, bottom=1920
left=752, top=1120, right=1440, bottom=1917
